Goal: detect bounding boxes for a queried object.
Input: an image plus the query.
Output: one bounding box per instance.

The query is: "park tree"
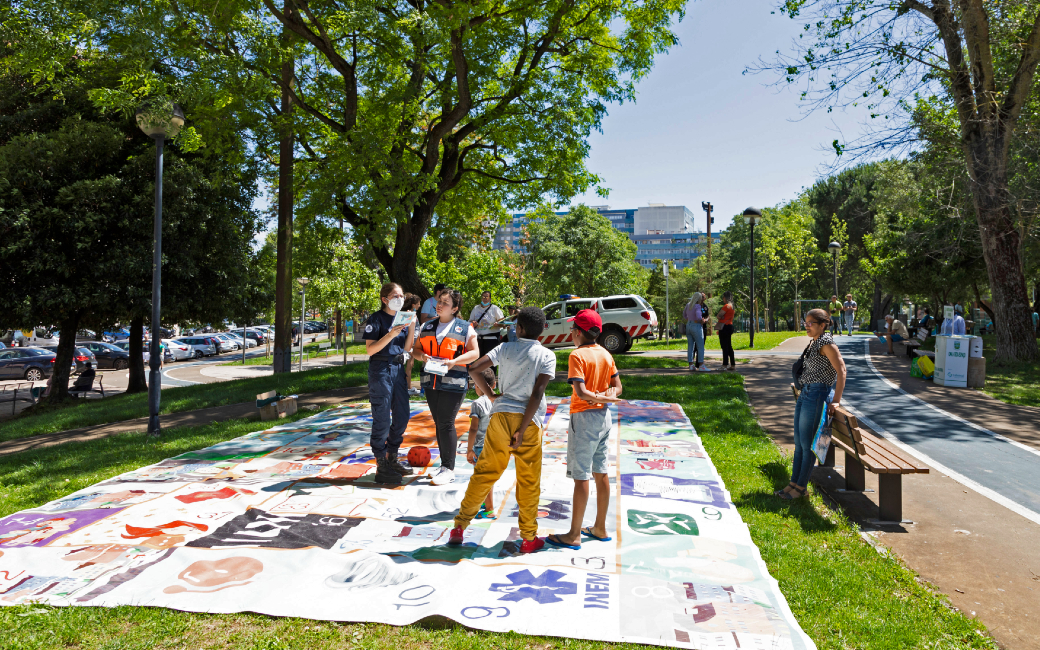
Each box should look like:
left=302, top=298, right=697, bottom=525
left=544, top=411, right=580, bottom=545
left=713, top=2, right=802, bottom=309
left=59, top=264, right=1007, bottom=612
left=0, top=64, right=265, bottom=401
left=525, top=205, right=646, bottom=300
left=770, top=0, right=1040, bottom=362
left=763, top=200, right=819, bottom=330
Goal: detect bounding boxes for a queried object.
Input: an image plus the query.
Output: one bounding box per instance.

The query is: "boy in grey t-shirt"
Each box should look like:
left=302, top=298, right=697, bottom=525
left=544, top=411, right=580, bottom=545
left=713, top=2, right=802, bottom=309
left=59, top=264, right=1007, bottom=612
left=465, top=367, right=498, bottom=519
left=449, top=307, right=555, bottom=553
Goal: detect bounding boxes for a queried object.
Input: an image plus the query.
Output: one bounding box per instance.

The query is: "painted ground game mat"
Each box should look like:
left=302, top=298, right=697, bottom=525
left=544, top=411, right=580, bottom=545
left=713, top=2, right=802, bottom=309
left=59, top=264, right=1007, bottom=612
left=0, top=398, right=814, bottom=650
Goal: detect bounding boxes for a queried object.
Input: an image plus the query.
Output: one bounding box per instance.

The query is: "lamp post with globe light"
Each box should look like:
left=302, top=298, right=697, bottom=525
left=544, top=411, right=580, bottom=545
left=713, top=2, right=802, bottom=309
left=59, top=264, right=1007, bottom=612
left=743, top=208, right=763, bottom=348
left=828, top=241, right=841, bottom=305
left=297, top=277, right=310, bottom=372
left=136, top=100, right=185, bottom=437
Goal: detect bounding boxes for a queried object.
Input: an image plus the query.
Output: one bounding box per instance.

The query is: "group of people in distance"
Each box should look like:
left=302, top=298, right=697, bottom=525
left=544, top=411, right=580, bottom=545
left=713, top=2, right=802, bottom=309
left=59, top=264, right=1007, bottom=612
left=682, top=290, right=737, bottom=372
left=362, top=282, right=620, bottom=553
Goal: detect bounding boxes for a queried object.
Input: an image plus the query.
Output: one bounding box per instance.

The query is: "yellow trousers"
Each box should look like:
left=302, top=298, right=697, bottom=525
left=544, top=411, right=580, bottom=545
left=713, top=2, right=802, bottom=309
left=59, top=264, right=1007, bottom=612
left=454, top=412, right=542, bottom=540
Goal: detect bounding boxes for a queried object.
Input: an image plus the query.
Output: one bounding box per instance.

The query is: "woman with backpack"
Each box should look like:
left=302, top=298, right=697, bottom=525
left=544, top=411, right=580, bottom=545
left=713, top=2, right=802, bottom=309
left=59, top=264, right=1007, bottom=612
left=778, top=308, right=847, bottom=500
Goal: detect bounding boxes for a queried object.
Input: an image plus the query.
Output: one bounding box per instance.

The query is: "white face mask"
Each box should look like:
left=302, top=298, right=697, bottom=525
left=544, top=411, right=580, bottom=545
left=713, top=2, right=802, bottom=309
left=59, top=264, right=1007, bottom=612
left=388, top=297, right=404, bottom=311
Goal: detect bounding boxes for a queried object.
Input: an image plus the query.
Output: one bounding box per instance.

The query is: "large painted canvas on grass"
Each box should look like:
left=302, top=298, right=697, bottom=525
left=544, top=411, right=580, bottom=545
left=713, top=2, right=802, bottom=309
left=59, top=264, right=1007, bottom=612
left=0, top=398, right=815, bottom=650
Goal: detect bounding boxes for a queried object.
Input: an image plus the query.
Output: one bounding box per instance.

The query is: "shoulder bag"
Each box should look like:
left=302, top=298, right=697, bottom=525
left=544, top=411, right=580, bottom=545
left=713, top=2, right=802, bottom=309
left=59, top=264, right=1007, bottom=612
left=791, top=341, right=813, bottom=390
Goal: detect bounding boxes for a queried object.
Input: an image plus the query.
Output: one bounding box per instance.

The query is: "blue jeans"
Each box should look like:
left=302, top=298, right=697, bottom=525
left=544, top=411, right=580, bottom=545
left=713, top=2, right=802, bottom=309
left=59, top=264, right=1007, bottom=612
left=687, top=322, right=705, bottom=365
left=368, top=358, right=411, bottom=459
left=843, top=313, right=854, bottom=335
left=791, top=383, right=834, bottom=487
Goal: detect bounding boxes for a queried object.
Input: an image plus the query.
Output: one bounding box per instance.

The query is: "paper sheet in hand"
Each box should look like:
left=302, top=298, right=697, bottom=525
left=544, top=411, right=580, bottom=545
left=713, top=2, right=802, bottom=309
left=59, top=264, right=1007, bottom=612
left=424, top=357, right=449, bottom=376
left=391, top=310, right=416, bottom=328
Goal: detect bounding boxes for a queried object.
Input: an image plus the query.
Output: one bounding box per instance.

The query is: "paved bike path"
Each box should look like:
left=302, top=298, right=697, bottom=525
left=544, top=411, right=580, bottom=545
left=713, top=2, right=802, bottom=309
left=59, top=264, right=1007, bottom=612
left=837, top=337, right=1040, bottom=522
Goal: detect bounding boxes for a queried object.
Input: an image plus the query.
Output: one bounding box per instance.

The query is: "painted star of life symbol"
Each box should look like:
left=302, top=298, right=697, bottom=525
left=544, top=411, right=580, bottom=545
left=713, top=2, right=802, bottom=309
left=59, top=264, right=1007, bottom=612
left=488, top=569, right=578, bottom=604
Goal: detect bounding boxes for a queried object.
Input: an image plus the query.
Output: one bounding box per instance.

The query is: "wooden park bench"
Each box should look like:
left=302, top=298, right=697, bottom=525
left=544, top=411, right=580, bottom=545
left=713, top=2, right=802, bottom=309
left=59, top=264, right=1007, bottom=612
left=0, top=382, right=39, bottom=415
left=828, top=404, right=929, bottom=524
left=317, top=341, right=333, bottom=358
left=69, top=374, right=105, bottom=399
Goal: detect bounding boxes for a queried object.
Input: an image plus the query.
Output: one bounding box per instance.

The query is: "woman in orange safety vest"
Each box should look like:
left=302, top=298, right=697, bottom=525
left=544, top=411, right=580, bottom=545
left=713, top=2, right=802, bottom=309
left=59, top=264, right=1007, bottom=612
left=412, top=289, right=479, bottom=486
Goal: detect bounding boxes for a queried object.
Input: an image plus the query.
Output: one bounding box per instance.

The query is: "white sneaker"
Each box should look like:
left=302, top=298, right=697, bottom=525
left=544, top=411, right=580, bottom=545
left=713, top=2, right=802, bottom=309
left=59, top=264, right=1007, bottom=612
left=688, top=363, right=696, bottom=371
left=431, top=467, right=455, bottom=486
left=698, top=365, right=712, bottom=372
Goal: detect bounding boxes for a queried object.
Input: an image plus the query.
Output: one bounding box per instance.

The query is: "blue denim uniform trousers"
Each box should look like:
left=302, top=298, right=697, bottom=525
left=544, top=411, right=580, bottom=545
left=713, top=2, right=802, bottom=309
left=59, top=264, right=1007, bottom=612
left=687, top=322, right=705, bottom=365
left=791, top=382, right=834, bottom=487
left=368, top=358, right=410, bottom=458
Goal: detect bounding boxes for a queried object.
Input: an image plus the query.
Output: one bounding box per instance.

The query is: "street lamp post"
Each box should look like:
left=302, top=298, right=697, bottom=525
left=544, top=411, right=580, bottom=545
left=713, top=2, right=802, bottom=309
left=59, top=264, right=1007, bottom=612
left=828, top=241, right=841, bottom=301
left=136, top=100, right=185, bottom=438
left=297, top=277, right=310, bottom=372
left=743, top=207, right=763, bottom=348
left=663, top=261, right=670, bottom=341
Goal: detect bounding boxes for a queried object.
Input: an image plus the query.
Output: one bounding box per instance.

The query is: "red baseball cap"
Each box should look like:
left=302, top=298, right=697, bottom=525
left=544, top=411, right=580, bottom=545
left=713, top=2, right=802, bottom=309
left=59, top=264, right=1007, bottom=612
left=568, top=309, right=602, bottom=336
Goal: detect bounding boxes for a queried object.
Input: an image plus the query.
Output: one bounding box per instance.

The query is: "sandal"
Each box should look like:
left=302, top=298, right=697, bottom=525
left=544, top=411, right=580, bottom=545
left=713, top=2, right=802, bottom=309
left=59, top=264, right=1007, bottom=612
left=545, top=534, right=581, bottom=550
left=773, top=482, right=797, bottom=497
left=778, top=485, right=806, bottom=500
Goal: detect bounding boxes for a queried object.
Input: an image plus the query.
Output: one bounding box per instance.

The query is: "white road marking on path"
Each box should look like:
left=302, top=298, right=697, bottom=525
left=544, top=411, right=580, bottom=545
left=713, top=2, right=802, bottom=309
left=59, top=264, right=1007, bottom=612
left=844, top=341, right=1040, bottom=528
left=860, top=340, right=1040, bottom=460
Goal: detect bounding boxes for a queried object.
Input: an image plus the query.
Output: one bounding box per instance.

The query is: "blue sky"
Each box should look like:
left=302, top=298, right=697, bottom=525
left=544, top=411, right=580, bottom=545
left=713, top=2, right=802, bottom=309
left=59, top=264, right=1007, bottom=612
left=567, top=0, right=877, bottom=232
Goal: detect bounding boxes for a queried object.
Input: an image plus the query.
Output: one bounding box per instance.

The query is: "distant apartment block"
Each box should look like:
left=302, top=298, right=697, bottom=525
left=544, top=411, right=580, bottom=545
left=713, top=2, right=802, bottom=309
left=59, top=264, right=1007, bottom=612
left=492, top=204, right=720, bottom=270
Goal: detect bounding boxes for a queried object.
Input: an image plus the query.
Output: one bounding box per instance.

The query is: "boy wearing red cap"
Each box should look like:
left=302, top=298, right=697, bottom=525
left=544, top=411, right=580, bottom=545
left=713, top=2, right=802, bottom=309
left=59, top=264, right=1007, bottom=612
left=546, top=309, right=622, bottom=550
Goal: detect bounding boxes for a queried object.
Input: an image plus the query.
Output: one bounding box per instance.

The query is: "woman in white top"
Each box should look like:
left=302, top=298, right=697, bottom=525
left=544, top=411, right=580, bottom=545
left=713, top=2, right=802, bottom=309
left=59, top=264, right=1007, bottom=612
left=469, top=291, right=505, bottom=356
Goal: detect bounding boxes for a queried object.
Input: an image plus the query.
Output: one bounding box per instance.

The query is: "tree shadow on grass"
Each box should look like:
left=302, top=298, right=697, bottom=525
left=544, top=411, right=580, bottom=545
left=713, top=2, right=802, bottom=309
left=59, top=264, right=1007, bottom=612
left=731, top=460, right=838, bottom=535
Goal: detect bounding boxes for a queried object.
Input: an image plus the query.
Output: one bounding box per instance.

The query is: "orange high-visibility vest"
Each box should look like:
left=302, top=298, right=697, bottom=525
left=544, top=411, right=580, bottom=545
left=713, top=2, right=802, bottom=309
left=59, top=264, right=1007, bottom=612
left=418, top=317, right=471, bottom=392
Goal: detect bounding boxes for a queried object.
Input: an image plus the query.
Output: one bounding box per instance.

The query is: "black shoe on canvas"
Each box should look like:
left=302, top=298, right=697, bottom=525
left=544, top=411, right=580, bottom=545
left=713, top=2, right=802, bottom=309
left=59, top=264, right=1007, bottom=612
left=374, top=457, right=403, bottom=485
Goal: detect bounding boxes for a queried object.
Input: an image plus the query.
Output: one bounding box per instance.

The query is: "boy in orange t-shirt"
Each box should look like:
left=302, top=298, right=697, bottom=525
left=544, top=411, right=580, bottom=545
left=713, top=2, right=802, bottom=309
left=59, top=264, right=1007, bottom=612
left=545, top=309, right=622, bottom=550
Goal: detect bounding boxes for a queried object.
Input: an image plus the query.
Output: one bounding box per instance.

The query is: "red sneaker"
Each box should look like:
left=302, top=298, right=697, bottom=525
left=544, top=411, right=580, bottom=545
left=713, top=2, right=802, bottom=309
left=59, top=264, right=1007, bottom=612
left=519, top=537, right=545, bottom=553
left=447, top=525, right=464, bottom=546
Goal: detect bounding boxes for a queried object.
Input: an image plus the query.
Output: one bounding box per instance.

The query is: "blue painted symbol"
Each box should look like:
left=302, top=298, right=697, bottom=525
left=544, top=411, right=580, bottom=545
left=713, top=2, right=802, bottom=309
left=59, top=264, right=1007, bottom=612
left=489, top=569, right=578, bottom=604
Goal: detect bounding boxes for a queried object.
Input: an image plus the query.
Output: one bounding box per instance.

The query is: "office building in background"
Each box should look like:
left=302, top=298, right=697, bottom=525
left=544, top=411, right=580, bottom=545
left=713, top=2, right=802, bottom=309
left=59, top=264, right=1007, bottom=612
left=492, top=204, right=719, bottom=270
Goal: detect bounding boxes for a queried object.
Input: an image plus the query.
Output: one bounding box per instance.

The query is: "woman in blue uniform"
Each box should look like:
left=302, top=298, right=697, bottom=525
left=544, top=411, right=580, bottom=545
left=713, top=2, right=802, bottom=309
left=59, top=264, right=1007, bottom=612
left=364, top=282, right=417, bottom=485
left=412, top=289, right=479, bottom=486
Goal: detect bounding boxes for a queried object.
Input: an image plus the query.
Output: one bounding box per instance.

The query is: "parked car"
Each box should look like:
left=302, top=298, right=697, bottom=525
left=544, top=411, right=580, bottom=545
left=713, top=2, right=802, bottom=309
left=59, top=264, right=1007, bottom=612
left=535, top=294, right=658, bottom=354
left=81, top=341, right=130, bottom=370
left=174, top=336, right=218, bottom=358
left=0, top=347, right=74, bottom=381
left=226, top=333, right=257, bottom=348
left=163, top=339, right=193, bottom=361
left=73, top=346, right=98, bottom=374
left=211, top=333, right=240, bottom=352
left=142, top=341, right=174, bottom=364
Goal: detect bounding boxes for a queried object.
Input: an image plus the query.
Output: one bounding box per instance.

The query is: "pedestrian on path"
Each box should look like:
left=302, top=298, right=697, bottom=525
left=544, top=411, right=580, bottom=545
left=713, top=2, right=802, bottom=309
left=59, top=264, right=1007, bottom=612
left=778, top=308, right=846, bottom=500
left=413, top=288, right=480, bottom=486
left=828, top=295, right=842, bottom=335
left=683, top=293, right=705, bottom=371
left=419, top=283, right=447, bottom=325
left=716, top=292, right=735, bottom=370
left=470, top=291, right=505, bottom=357
left=363, top=282, right=417, bottom=485
left=842, top=294, right=857, bottom=335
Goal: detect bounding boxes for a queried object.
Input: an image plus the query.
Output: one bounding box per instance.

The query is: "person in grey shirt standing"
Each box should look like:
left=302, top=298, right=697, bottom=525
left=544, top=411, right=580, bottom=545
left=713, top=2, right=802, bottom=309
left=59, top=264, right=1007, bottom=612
left=842, top=294, right=857, bottom=336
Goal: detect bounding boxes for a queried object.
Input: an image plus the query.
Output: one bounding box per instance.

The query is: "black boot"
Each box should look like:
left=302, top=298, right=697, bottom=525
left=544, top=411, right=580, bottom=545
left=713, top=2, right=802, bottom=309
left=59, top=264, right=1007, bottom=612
left=386, top=452, right=414, bottom=476
left=374, top=456, right=402, bottom=485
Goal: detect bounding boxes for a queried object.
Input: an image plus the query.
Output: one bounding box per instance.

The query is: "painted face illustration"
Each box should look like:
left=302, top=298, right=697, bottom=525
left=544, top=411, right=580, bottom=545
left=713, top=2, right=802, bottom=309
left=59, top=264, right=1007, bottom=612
left=163, top=557, right=264, bottom=594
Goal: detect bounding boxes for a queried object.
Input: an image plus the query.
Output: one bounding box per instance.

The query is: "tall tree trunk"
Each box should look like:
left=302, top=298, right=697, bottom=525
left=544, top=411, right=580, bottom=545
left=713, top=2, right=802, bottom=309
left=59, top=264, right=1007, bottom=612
left=972, top=281, right=996, bottom=327
left=969, top=150, right=1039, bottom=363
left=273, top=16, right=295, bottom=374
left=44, top=314, right=80, bottom=403
left=127, top=316, right=148, bottom=393
left=870, top=279, right=883, bottom=331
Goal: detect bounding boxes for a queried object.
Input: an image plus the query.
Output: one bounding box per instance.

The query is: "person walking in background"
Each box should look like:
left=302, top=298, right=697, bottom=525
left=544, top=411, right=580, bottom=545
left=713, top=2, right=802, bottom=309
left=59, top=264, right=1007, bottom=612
left=419, top=283, right=447, bottom=325
left=717, top=292, right=735, bottom=371
left=363, top=282, right=417, bottom=485
left=828, top=295, right=842, bottom=335
left=778, top=308, right=846, bottom=500
left=402, top=294, right=422, bottom=395
left=683, top=293, right=706, bottom=372
left=842, top=294, right=857, bottom=335
left=413, top=288, right=480, bottom=486
left=470, top=291, right=505, bottom=356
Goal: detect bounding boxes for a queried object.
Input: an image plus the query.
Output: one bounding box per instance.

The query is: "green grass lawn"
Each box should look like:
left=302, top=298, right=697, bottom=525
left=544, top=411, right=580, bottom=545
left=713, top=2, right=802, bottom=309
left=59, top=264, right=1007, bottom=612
left=0, top=364, right=992, bottom=649
left=630, top=331, right=806, bottom=351
left=0, top=363, right=371, bottom=444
